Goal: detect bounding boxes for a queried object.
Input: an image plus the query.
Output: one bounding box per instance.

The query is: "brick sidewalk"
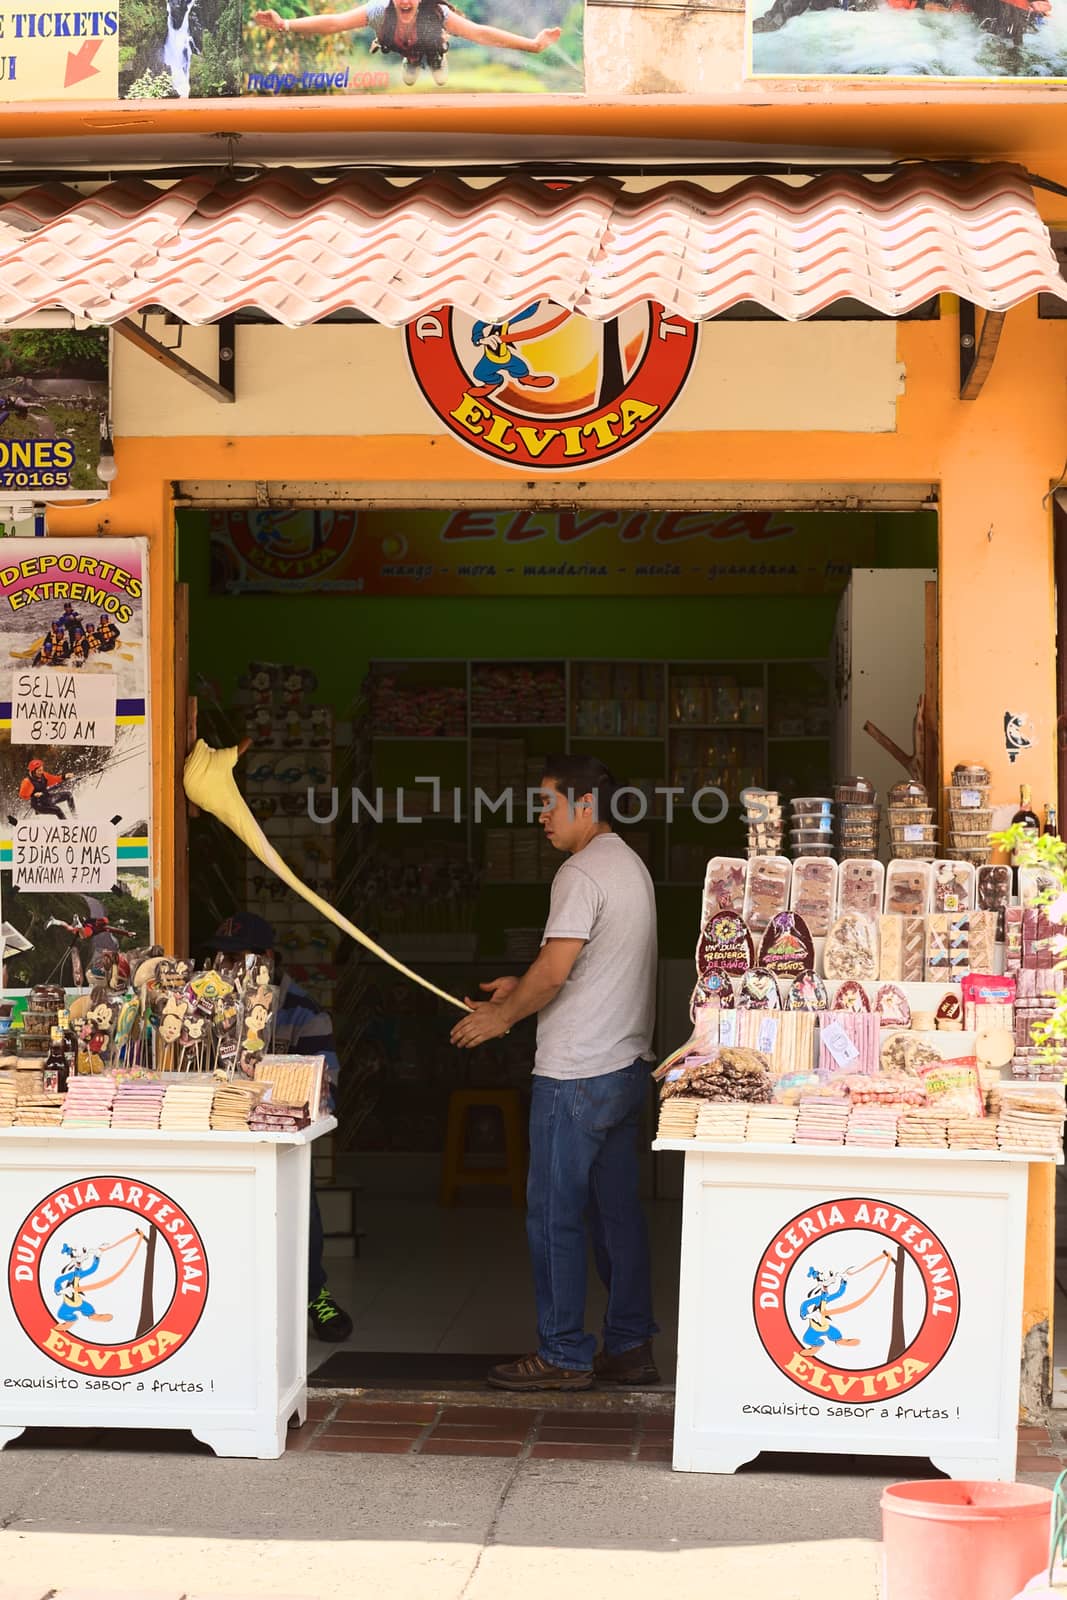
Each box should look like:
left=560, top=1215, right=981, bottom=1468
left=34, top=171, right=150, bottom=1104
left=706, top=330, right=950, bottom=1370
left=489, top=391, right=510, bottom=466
left=289, top=1397, right=674, bottom=1461
left=291, top=1397, right=1067, bottom=1472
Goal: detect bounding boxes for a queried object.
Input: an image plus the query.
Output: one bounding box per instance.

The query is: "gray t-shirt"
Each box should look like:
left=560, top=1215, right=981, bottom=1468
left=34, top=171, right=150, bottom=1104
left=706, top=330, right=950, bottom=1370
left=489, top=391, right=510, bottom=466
left=534, top=831, right=657, bottom=1080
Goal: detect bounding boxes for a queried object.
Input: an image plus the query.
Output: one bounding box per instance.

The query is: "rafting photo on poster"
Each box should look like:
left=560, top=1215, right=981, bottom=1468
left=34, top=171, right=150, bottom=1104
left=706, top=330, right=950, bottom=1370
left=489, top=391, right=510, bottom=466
left=747, top=0, right=1067, bottom=79
left=242, top=0, right=583, bottom=95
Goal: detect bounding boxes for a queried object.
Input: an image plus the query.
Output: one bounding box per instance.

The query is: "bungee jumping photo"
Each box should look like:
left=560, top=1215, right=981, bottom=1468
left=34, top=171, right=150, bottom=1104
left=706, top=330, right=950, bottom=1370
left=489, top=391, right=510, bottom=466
left=245, top=0, right=583, bottom=93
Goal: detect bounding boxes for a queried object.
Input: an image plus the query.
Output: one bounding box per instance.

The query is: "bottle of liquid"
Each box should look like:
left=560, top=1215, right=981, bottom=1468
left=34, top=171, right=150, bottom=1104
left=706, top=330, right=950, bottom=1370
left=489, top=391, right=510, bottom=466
left=57, top=1007, right=80, bottom=1080
left=43, top=1024, right=69, bottom=1096
left=1010, top=783, right=1042, bottom=889
left=1045, top=802, right=1059, bottom=838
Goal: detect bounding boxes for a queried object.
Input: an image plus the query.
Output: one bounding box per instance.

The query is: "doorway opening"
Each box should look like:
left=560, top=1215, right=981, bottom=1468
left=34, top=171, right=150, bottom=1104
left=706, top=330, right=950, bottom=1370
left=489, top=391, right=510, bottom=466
left=176, top=501, right=939, bottom=1388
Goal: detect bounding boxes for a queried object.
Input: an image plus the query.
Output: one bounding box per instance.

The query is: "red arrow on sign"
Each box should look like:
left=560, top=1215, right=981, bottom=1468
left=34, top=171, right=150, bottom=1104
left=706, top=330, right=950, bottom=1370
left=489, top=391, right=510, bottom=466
left=64, top=38, right=102, bottom=88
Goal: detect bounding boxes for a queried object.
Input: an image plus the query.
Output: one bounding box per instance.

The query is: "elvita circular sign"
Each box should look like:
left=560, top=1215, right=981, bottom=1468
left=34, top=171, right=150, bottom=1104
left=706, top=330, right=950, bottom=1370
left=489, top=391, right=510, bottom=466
left=752, top=1197, right=960, bottom=1404
left=406, top=301, right=698, bottom=471
left=8, top=1176, right=209, bottom=1376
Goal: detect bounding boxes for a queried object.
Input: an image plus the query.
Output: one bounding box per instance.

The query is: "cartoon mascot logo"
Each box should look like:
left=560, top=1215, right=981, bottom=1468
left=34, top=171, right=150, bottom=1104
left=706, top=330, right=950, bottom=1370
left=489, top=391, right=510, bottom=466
left=8, top=1176, right=209, bottom=1375
left=752, top=1197, right=960, bottom=1404
left=406, top=301, right=698, bottom=471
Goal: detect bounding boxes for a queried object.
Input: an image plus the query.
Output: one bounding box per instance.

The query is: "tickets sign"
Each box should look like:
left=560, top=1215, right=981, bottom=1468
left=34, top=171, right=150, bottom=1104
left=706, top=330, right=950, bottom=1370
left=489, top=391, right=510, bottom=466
left=0, top=4, right=120, bottom=100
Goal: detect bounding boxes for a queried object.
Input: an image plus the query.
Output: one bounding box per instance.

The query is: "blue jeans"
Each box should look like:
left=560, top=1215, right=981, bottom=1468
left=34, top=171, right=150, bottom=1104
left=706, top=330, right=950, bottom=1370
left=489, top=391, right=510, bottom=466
left=526, top=1059, right=657, bottom=1371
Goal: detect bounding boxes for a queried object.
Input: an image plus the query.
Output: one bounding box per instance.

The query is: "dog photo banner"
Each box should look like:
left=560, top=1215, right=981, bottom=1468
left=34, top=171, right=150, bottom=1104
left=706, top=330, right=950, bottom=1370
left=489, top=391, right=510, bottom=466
left=747, top=0, right=1067, bottom=79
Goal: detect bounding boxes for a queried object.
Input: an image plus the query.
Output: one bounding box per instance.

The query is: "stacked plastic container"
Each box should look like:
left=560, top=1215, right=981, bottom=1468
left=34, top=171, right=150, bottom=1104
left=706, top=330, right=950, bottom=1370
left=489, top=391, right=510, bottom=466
left=888, top=780, right=937, bottom=859
left=946, top=762, right=993, bottom=864
left=835, top=776, right=881, bottom=860
left=789, top=795, right=834, bottom=858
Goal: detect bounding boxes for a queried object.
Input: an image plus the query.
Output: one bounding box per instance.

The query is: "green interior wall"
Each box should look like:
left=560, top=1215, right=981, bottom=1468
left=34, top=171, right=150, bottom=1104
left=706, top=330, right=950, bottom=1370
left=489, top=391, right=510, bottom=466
left=178, top=510, right=937, bottom=701
left=178, top=508, right=937, bottom=961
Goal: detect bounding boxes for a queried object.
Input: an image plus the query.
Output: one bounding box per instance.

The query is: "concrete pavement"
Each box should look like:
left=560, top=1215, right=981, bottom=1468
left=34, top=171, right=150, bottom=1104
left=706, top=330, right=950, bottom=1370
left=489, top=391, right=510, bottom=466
left=0, top=1429, right=906, bottom=1600
left=1, top=1425, right=1060, bottom=1600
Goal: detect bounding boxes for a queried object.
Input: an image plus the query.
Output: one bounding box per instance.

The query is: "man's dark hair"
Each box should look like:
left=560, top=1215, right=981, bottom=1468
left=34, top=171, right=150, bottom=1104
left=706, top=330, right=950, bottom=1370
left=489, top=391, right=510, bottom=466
left=541, top=755, right=618, bottom=825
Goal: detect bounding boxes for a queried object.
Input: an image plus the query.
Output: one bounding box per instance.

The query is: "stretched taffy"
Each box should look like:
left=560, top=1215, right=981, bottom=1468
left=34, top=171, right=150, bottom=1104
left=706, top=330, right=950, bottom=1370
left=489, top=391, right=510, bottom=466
left=182, top=741, right=470, bottom=1014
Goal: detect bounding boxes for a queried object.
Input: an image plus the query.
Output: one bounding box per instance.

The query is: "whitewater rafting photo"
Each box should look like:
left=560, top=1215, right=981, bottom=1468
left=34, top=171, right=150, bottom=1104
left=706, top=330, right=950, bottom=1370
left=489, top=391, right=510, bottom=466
left=748, top=0, right=1067, bottom=77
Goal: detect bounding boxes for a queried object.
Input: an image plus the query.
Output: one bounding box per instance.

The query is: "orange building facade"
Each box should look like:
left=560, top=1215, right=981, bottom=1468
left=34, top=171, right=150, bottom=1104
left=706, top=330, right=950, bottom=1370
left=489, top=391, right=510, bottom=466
left=5, top=69, right=1066, bottom=1399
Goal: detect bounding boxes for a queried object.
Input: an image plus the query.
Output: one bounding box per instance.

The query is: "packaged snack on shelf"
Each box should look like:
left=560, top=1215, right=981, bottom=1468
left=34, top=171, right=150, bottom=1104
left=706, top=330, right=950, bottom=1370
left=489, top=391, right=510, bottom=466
left=744, top=856, right=792, bottom=935
left=1004, top=905, right=1024, bottom=972
left=880, top=1031, right=943, bottom=1077
left=784, top=972, right=829, bottom=1011
left=967, top=910, right=997, bottom=976
left=885, top=861, right=931, bottom=917
left=977, top=864, right=1011, bottom=916
left=839, top=859, right=885, bottom=919
left=1020, top=864, right=1059, bottom=909
left=759, top=910, right=815, bottom=981
left=920, top=1056, right=985, bottom=1119
left=817, top=1010, right=880, bottom=1079
left=824, top=912, right=879, bottom=981
left=702, top=857, right=747, bottom=920
left=839, top=1073, right=926, bottom=1109
left=790, top=857, right=838, bottom=938
left=697, top=911, right=754, bottom=980
left=737, top=967, right=781, bottom=1009
left=961, top=972, right=1016, bottom=1033
left=931, top=860, right=976, bottom=914
left=925, top=914, right=970, bottom=981
left=834, top=979, right=871, bottom=1011
left=875, top=983, right=911, bottom=1027
left=689, top=970, right=736, bottom=1017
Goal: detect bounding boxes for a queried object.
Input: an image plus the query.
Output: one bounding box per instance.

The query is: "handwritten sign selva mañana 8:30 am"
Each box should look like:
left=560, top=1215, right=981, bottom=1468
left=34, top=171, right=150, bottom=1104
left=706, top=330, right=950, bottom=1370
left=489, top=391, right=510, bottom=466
left=13, top=819, right=116, bottom=891
left=11, top=669, right=116, bottom=747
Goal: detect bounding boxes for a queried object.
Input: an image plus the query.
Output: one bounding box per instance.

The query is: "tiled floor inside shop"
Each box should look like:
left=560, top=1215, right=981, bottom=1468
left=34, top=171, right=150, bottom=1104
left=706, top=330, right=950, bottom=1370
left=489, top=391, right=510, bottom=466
left=308, top=1186, right=683, bottom=1384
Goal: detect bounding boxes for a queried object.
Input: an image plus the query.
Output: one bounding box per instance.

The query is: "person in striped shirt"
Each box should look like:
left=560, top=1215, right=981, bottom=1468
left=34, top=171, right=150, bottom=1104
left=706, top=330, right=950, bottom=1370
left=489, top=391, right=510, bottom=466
left=213, top=913, right=353, bottom=1343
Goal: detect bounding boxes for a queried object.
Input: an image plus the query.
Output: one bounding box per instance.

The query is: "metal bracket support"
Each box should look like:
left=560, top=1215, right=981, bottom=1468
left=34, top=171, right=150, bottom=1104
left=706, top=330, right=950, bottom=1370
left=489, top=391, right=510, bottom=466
left=959, top=300, right=1006, bottom=401
left=114, top=316, right=237, bottom=404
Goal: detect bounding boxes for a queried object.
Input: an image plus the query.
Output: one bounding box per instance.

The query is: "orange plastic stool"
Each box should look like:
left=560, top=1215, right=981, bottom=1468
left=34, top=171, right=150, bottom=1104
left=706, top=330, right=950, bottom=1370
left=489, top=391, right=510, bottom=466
left=440, top=1088, right=526, bottom=1208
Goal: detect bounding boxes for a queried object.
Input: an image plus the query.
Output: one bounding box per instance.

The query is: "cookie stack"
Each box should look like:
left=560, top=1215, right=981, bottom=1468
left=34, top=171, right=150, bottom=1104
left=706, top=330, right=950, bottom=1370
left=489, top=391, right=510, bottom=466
left=211, top=1080, right=267, bottom=1131
left=993, top=1084, right=1065, bottom=1155
left=695, top=1102, right=749, bottom=1142
left=947, top=1115, right=998, bottom=1151
left=897, top=1110, right=950, bottom=1148
left=160, top=1079, right=216, bottom=1132
left=656, top=1097, right=701, bottom=1140
left=14, top=1093, right=64, bottom=1127
left=62, top=1076, right=116, bottom=1129
left=111, top=1080, right=166, bottom=1130
left=796, top=1095, right=849, bottom=1145
left=846, top=1105, right=899, bottom=1148
left=746, top=1104, right=799, bottom=1144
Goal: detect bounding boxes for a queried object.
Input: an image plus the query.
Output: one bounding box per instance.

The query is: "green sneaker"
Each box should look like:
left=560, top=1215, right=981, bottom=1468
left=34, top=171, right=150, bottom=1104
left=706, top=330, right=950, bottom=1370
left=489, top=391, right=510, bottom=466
left=308, top=1286, right=353, bottom=1343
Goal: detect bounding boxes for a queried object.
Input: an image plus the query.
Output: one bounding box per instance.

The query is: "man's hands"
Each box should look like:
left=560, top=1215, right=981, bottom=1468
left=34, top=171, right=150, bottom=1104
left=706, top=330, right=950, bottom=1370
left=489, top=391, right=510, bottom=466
left=450, top=977, right=517, bottom=1049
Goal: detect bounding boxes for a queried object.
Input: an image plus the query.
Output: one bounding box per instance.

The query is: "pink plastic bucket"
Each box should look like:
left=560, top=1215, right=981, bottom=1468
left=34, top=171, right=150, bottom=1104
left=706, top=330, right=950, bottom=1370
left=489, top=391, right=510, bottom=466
left=882, top=1481, right=1053, bottom=1600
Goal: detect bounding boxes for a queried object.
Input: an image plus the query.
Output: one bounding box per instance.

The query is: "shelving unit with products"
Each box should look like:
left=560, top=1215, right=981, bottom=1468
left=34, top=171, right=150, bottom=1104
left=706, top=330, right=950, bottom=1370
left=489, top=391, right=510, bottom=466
left=367, top=657, right=833, bottom=892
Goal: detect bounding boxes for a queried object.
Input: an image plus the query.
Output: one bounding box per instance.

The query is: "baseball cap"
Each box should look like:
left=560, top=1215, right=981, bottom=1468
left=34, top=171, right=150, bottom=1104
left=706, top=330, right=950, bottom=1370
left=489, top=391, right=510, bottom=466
left=211, top=912, right=276, bottom=953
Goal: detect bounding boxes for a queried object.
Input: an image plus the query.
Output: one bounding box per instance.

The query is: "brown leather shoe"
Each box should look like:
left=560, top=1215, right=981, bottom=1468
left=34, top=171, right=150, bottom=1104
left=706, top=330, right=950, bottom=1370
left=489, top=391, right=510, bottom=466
left=593, top=1340, right=661, bottom=1385
left=487, top=1353, right=594, bottom=1391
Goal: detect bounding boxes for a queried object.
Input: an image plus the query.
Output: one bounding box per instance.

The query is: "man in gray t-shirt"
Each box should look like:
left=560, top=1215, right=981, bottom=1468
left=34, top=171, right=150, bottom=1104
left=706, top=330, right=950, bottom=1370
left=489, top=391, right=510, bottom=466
left=451, top=755, right=659, bottom=1392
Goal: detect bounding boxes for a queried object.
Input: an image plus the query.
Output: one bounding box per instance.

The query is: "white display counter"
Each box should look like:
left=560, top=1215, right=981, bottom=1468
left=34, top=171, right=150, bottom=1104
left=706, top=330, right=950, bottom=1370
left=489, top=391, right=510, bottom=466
left=0, top=1117, right=335, bottom=1460
left=654, top=1139, right=1053, bottom=1482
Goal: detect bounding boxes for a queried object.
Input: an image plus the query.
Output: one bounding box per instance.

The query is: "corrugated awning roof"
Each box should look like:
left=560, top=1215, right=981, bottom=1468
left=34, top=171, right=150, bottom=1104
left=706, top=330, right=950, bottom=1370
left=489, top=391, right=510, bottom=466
left=0, top=162, right=1062, bottom=328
